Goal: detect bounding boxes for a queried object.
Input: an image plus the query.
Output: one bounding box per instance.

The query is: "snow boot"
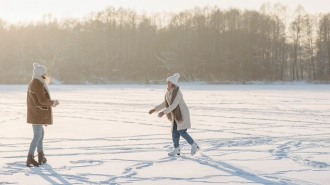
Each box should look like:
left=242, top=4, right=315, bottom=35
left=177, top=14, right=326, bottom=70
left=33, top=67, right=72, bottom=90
left=191, top=143, right=200, bottom=156
left=168, top=147, right=180, bottom=156
left=26, top=154, right=39, bottom=167
left=38, top=151, right=47, bottom=165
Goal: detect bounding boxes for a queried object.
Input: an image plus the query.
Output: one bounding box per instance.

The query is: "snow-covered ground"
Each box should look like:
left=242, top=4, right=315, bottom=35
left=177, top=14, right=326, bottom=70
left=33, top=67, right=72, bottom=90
left=0, top=84, right=329, bottom=185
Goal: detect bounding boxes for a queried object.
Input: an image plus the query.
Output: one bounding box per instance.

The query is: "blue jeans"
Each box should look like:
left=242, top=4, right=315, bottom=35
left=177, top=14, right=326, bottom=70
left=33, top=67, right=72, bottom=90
left=28, top=125, right=44, bottom=155
left=172, top=121, right=194, bottom=148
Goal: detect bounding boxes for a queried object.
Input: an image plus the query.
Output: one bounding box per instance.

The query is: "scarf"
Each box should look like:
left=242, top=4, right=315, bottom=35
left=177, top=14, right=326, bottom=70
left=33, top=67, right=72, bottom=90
left=165, top=86, right=183, bottom=122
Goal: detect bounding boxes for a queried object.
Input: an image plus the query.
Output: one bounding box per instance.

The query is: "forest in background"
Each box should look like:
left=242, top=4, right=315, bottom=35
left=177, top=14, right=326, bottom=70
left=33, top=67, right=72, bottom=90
left=1, top=3, right=330, bottom=84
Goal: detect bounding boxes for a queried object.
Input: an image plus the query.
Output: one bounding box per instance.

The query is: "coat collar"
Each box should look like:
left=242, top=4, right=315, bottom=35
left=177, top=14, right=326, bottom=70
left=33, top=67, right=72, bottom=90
left=32, top=75, right=51, bottom=98
left=32, top=74, right=45, bottom=84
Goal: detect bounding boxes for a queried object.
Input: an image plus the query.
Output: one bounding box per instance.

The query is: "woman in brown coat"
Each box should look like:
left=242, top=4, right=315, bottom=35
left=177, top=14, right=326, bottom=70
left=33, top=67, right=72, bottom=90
left=26, top=63, right=59, bottom=167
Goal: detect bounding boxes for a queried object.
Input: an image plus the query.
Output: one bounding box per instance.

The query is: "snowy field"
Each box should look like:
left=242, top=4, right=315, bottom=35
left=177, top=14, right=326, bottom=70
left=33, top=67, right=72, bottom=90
left=0, top=84, right=330, bottom=185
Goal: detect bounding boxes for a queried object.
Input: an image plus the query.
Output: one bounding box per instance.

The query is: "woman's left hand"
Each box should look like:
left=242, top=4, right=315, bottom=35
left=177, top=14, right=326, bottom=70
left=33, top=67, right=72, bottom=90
left=158, top=112, right=164, bottom=118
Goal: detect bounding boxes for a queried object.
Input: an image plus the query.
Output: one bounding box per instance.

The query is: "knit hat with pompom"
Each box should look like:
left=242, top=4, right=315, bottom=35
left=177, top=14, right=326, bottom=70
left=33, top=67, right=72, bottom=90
left=166, top=73, right=180, bottom=85
left=33, top=63, right=46, bottom=76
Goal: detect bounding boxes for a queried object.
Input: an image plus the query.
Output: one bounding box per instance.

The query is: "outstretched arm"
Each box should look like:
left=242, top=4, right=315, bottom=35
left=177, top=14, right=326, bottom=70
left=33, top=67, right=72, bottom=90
left=155, top=102, right=166, bottom=112
left=149, top=101, right=166, bottom=114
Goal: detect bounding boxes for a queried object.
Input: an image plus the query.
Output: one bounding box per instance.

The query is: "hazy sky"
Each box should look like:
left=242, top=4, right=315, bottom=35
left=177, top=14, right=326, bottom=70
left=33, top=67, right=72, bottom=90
left=0, top=0, right=329, bottom=23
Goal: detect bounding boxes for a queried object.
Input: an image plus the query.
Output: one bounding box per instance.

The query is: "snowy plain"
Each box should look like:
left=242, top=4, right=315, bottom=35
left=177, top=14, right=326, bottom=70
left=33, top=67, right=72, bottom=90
left=0, top=84, right=329, bottom=185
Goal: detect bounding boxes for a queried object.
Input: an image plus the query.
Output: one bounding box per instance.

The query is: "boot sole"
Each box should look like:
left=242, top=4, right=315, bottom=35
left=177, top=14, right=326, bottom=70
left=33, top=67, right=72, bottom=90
left=168, top=153, right=180, bottom=156
left=191, top=146, right=200, bottom=156
left=38, top=161, right=47, bottom=165
left=26, top=164, right=39, bottom=167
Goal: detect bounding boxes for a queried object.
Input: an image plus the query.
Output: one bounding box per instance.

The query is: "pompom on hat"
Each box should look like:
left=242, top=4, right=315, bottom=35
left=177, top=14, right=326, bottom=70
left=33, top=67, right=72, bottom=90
left=166, top=73, right=180, bottom=86
left=33, top=63, right=46, bottom=76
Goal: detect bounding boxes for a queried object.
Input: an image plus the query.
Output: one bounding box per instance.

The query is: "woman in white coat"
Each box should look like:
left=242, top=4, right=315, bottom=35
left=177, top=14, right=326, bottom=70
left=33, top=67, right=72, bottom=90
left=149, top=73, right=199, bottom=156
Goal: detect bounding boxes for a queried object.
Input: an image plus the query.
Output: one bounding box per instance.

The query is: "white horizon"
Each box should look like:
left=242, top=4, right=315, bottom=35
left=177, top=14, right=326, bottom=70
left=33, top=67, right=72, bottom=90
left=0, top=0, right=329, bottom=24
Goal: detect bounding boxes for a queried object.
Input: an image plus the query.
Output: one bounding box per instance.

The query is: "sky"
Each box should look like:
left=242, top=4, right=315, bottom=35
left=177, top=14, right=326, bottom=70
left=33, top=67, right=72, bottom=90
left=0, top=0, right=329, bottom=24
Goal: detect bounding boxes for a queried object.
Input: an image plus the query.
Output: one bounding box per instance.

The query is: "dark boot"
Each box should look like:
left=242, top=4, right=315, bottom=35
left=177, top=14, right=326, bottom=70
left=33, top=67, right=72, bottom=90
left=38, top=151, right=47, bottom=165
left=26, top=154, right=39, bottom=167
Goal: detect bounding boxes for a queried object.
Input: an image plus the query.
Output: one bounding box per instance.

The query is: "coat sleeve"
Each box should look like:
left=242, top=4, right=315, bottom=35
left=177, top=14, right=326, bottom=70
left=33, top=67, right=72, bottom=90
left=155, top=102, right=166, bottom=112
left=30, top=80, right=54, bottom=106
left=163, top=90, right=182, bottom=115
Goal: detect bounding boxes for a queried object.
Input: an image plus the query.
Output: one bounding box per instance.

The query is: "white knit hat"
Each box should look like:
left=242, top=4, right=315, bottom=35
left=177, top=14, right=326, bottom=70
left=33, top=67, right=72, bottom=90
left=33, top=63, right=46, bottom=76
left=166, top=73, right=180, bottom=85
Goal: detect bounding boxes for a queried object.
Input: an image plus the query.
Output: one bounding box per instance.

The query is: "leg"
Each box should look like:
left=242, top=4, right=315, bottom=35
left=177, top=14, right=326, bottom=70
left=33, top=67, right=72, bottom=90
left=172, top=121, right=180, bottom=148
left=28, top=125, right=43, bottom=155
left=178, top=128, right=199, bottom=155
left=27, top=125, right=43, bottom=167
left=36, top=126, right=47, bottom=164
left=178, top=129, right=194, bottom=145
left=37, top=126, right=44, bottom=152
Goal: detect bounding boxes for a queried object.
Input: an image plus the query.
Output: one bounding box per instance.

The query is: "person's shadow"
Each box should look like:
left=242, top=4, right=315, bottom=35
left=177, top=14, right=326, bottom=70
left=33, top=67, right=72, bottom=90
left=181, top=153, right=286, bottom=185
left=4, top=162, right=73, bottom=184
left=34, top=163, right=105, bottom=184
left=31, top=164, right=73, bottom=185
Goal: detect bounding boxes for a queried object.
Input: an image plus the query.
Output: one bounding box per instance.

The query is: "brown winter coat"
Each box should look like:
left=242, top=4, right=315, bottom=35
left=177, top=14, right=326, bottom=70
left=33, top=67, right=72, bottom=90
left=27, top=78, right=54, bottom=125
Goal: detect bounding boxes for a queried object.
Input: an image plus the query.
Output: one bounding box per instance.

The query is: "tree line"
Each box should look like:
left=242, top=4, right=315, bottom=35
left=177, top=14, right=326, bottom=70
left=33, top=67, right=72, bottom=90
left=0, top=3, right=330, bottom=84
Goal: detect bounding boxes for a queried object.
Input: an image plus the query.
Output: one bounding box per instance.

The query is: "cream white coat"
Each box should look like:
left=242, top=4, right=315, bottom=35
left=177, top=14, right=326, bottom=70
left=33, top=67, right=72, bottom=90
left=155, top=88, right=191, bottom=131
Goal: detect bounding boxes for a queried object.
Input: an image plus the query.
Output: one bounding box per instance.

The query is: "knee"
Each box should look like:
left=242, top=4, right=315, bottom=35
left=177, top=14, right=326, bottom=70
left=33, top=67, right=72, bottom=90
left=178, top=130, right=187, bottom=135
left=33, top=133, right=43, bottom=140
left=172, top=132, right=179, bottom=137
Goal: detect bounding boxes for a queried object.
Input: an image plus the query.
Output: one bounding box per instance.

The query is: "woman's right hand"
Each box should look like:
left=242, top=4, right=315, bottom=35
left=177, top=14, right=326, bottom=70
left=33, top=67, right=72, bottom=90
left=149, top=109, right=156, bottom=114
left=53, top=100, right=60, bottom=107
